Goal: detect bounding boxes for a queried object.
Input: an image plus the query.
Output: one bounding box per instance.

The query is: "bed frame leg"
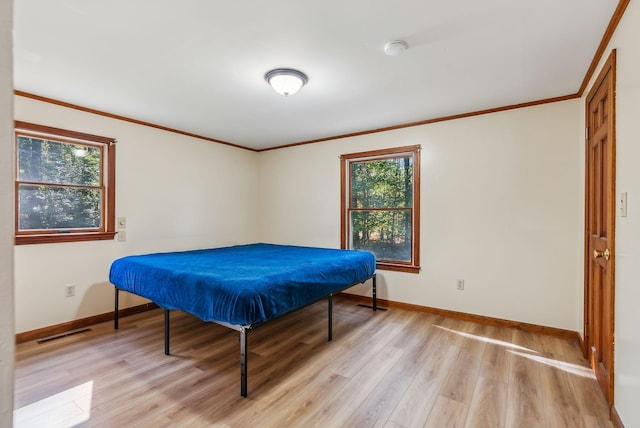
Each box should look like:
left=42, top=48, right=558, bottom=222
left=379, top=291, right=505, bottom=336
left=114, top=288, right=120, bottom=329
left=328, top=293, right=333, bottom=342
left=372, top=274, right=377, bottom=311
left=164, top=310, right=170, bottom=355
left=240, top=328, right=248, bottom=397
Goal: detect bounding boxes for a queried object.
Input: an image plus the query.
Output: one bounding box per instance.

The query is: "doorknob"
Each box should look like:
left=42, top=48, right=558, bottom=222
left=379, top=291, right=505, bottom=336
left=593, top=248, right=611, bottom=261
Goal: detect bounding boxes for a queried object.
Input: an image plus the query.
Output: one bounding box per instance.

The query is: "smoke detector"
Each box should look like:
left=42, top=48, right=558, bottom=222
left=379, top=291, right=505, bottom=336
left=384, top=40, right=409, bottom=56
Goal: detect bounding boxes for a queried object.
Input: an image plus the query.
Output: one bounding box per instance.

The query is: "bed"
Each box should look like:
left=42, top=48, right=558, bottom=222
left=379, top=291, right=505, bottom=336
left=109, top=243, right=377, bottom=396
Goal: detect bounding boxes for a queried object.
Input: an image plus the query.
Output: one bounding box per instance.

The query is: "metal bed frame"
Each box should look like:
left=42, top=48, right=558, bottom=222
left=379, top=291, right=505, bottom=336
left=113, top=273, right=376, bottom=397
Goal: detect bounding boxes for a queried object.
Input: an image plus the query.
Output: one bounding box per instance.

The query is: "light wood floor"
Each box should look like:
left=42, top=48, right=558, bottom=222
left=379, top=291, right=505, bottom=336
left=14, top=297, right=613, bottom=427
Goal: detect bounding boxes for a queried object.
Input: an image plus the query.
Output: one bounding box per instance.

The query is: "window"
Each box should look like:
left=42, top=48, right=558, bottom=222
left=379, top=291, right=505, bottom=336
left=14, top=121, right=116, bottom=245
left=341, top=145, right=421, bottom=273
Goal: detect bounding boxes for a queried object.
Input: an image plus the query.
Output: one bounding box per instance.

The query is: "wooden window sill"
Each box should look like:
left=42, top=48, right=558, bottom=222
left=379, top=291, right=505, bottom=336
left=376, top=262, right=421, bottom=274
left=15, top=231, right=117, bottom=245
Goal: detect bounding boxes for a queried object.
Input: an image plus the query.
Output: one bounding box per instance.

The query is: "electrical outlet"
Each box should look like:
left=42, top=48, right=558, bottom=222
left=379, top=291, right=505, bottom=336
left=65, top=285, right=76, bottom=297
left=456, top=279, right=465, bottom=290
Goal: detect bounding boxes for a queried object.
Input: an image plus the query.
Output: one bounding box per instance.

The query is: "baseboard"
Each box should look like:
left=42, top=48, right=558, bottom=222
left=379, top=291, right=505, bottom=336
left=338, top=292, right=580, bottom=341
left=15, top=302, right=159, bottom=344
left=16, top=294, right=581, bottom=344
left=611, top=404, right=625, bottom=428
left=576, top=333, right=587, bottom=358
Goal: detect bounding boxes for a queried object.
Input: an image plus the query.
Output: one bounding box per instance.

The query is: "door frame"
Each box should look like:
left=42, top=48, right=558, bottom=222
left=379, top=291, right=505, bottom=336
left=583, top=49, right=616, bottom=406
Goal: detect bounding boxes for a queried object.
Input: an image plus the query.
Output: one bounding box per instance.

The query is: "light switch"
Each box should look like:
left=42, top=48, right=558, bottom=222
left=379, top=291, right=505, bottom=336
left=620, top=192, right=628, bottom=217
left=117, top=217, right=127, bottom=229
left=117, top=230, right=127, bottom=242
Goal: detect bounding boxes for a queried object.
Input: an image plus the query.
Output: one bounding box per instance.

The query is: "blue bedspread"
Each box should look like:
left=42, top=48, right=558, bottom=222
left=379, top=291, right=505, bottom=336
left=109, top=243, right=375, bottom=325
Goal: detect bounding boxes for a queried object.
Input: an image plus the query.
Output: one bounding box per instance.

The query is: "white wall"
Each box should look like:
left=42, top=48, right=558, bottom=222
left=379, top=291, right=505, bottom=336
left=13, top=96, right=260, bottom=333
left=581, top=2, right=640, bottom=426
left=0, top=0, right=14, bottom=424
left=258, top=100, right=582, bottom=331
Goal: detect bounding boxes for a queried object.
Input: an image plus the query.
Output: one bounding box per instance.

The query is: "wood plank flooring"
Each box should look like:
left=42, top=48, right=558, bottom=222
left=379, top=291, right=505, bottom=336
left=14, top=297, right=613, bottom=427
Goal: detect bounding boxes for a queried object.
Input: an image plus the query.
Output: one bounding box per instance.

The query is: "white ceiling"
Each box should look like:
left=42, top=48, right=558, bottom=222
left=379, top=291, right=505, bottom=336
left=13, top=0, right=619, bottom=150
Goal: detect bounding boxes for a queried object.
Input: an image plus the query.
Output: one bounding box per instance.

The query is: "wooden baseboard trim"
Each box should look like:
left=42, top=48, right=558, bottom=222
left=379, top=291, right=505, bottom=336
left=576, top=333, right=586, bottom=358
left=338, top=293, right=580, bottom=341
left=611, top=404, right=625, bottom=428
left=17, top=295, right=581, bottom=344
left=15, top=303, right=159, bottom=344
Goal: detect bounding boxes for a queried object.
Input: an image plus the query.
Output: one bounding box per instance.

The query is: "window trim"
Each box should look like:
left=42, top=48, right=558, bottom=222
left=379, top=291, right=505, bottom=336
left=340, top=145, right=421, bottom=273
left=14, top=121, right=117, bottom=245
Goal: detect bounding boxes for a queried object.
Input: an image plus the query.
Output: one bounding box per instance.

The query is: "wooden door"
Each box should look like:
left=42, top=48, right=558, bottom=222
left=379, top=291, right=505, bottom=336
left=584, top=50, right=616, bottom=406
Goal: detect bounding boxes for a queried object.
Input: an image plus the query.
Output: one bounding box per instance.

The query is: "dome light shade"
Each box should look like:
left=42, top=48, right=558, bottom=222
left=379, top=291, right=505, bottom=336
left=265, top=68, right=308, bottom=97
left=72, top=146, right=89, bottom=157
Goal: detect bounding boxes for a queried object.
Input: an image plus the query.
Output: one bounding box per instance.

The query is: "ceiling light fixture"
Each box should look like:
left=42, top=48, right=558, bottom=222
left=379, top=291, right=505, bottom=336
left=72, top=146, right=89, bottom=157
left=265, top=68, right=308, bottom=97
left=384, top=40, right=409, bottom=56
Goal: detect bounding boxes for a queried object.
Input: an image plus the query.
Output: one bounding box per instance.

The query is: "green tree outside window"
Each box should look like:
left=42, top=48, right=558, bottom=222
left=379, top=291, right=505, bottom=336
left=17, top=136, right=102, bottom=230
